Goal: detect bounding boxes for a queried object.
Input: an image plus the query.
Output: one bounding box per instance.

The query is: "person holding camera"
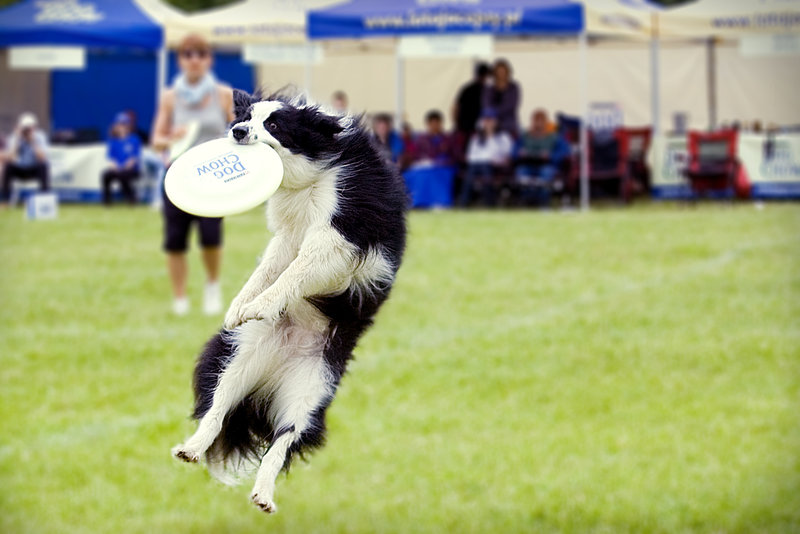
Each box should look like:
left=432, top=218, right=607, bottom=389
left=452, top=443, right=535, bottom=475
left=1, top=113, right=50, bottom=205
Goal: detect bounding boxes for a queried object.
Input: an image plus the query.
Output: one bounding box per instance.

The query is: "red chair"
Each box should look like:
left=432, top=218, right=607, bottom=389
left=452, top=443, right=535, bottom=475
left=556, top=119, right=650, bottom=204
left=683, top=129, right=739, bottom=198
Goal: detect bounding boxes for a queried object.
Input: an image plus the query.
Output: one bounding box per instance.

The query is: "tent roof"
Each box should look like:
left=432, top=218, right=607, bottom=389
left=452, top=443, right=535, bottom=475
left=0, top=0, right=163, bottom=49
left=585, top=0, right=800, bottom=39
left=148, top=0, right=341, bottom=46
left=307, top=0, right=584, bottom=40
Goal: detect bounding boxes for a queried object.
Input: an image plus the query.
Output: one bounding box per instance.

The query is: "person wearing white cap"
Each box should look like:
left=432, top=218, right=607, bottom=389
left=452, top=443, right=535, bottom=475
left=1, top=112, right=50, bottom=204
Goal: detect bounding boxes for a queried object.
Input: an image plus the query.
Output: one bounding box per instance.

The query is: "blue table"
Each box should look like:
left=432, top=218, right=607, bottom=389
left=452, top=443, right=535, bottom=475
left=403, top=165, right=456, bottom=208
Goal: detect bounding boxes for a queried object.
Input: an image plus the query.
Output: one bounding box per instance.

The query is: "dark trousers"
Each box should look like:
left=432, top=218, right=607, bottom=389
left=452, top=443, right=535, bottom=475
left=2, top=162, right=49, bottom=201
left=102, top=168, right=139, bottom=205
left=458, top=162, right=496, bottom=207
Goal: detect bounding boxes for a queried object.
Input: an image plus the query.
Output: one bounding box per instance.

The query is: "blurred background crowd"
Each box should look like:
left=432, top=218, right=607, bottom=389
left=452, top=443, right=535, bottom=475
left=1, top=0, right=799, bottom=213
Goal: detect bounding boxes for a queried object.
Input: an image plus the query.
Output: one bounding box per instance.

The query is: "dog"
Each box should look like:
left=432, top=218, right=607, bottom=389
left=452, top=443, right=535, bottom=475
left=171, top=90, right=407, bottom=514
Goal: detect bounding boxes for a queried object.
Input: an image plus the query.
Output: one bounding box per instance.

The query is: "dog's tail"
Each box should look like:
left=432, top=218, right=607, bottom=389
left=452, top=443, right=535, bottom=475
left=190, top=329, right=328, bottom=485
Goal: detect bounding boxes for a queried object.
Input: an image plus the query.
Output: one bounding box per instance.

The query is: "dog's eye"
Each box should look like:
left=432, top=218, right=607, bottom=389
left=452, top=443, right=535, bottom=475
left=267, top=122, right=277, bottom=131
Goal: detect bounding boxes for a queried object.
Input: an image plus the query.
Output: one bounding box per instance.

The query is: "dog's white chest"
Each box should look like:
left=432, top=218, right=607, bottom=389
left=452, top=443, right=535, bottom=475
left=266, top=176, right=339, bottom=237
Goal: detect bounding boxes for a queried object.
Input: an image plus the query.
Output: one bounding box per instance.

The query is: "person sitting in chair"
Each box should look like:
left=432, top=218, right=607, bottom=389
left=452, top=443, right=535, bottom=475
left=371, top=113, right=405, bottom=169
left=102, top=113, right=142, bottom=206
left=1, top=113, right=50, bottom=206
left=413, top=110, right=456, bottom=167
left=514, top=109, right=568, bottom=207
left=458, top=109, right=513, bottom=207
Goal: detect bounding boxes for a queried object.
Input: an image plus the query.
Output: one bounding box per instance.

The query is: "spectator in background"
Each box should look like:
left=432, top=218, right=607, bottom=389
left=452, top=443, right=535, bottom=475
left=453, top=62, right=491, bottom=159
left=514, top=108, right=569, bottom=206
left=124, top=107, right=165, bottom=208
left=102, top=113, right=141, bottom=206
left=1, top=112, right=49, bottom=205
left=331, top=90, right=348, bottom=114
left=371, top=113, right=404, bottom=168
left=458, top=109, right=513, bottom=207
left=483, top=59, right=521, bottom=136
left=400, top=121, right=418, bottom=164
left=413, top=110, right=455, bottom=167
left=151, top=33, right=235, bottom=316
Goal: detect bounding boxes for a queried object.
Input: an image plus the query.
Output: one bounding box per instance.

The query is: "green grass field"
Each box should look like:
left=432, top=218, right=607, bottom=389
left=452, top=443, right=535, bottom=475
left=1, top=203, right=798, bottom=533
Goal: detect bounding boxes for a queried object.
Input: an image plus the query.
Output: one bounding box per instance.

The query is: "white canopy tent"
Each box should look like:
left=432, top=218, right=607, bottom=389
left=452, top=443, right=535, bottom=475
left=147, top=0, right=338, bottom=45
left=584, top=0, right=800, bottom=133
left=585, top=0, right=800, bottom=39
left=136, top=0, right=341, bottom=94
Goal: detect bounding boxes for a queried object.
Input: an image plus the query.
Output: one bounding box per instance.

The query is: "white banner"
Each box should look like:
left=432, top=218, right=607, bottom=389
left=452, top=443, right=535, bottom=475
left=49, top=144, right=107, bottom=199
left=740, top=34, right=800, bottom=56
left=649, top=135, right=689, bottom=187
left=48, top=145, right=163, bottom=202
left=243, top=43, right=323, bottom=65
left=398, top=34, right=492, bottom=58
left=588, top=102, right=624, bottom=132
left=9, top=46, right=86, bottom=70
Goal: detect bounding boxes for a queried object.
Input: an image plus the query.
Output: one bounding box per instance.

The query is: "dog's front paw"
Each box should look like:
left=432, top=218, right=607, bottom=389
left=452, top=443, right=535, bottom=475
left=223, top=299, right=247, bottom=330
left=251, top=492, right=278, bottom=514
left=171, top=443, right=200, bottom=463
left=238, top=295, right=284, bottom=324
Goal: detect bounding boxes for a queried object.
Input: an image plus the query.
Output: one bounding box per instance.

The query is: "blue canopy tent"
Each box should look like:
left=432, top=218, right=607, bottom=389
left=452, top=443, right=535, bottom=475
left=0, top=0, right=167, bottom=135
left=0, top=0, right=162, bottom=49
left=307, top=0, right=583, bottom=38
left=307, top=0, right=591, bottom=210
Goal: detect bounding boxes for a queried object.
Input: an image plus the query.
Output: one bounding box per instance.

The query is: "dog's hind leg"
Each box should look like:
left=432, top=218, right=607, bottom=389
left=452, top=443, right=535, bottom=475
left=172, top=323, right=279, bottom=463
left=250, top=354, right=333, bottom=513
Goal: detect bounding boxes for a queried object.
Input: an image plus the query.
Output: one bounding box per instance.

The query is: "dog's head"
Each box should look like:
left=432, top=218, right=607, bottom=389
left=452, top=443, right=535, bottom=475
left=228, top=90, right=344, bottom=187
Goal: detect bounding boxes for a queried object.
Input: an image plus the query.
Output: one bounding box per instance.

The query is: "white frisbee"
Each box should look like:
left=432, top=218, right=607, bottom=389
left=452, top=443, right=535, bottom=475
left=165, top=138, right=283, bottom=217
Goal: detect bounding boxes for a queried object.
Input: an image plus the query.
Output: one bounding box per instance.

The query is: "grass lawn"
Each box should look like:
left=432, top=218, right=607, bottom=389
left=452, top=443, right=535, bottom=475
left=0, top=202, right=798, bottom=533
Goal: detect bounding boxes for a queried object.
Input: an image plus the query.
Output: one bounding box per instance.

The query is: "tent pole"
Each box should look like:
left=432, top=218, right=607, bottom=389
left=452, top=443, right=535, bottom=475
left=395, top=46, right=404, bottom=127
left=304, top=43, right=313, bottom=96
left=650, top=12, right=660, bottom=135
left=706, top=37, right=716, bottom=130
left=157, top=45, right=167, bottom=98
left=579, top=31, right=589, bottom=212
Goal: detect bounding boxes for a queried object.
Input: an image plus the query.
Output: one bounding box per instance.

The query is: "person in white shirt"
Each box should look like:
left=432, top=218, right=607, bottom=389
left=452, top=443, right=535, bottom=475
left=1, top=113, right=50, bottom=205
left=458, top=109, right=513, bottom=207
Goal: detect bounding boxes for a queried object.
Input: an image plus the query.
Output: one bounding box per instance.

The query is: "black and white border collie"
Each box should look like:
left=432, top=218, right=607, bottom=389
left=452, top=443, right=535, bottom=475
left=171, top=90, right=407, bottom=514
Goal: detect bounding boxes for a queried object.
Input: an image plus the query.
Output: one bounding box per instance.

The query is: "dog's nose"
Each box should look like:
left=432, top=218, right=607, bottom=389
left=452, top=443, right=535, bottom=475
left=231, top=127, right=248, bottom=141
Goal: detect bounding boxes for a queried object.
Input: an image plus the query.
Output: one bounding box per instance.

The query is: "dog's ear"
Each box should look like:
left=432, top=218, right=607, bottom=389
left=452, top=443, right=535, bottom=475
left=233, top=89, right=255, bottom=118
left=291, top=93, right=308, bottom=108
left=267, top=86, right=297, bottom=105
left=301, top=108, right=344, bottom=139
